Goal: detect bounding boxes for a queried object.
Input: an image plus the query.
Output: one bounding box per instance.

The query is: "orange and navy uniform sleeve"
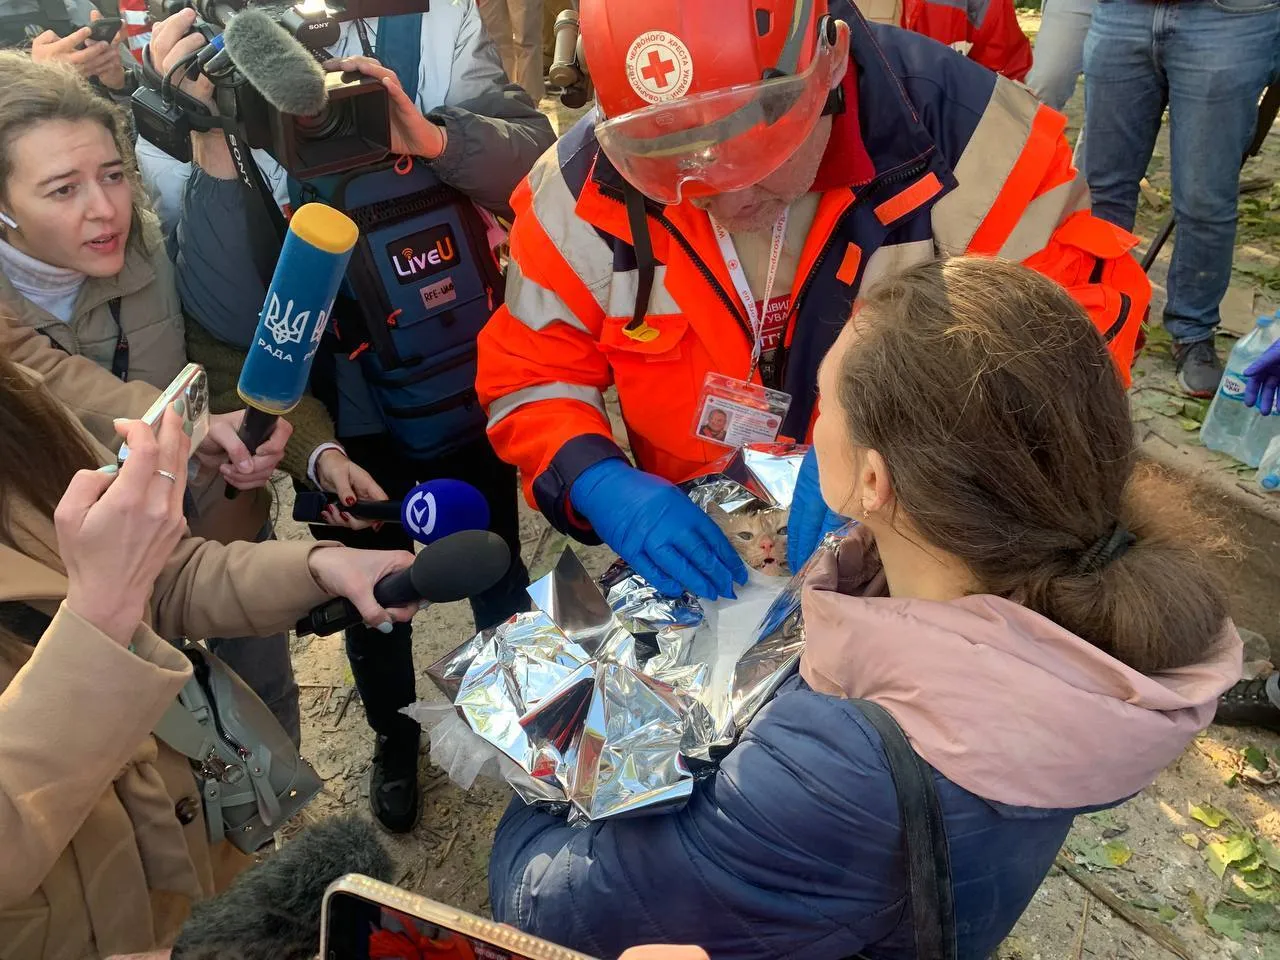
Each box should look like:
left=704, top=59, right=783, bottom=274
left=931, top=78, right=1151, bottom=385
left=476, top=149, right=626, bottom=539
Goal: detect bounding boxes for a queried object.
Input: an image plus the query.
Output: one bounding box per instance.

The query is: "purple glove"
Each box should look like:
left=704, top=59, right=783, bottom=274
left=1245, top=337, right=1280, bottom=416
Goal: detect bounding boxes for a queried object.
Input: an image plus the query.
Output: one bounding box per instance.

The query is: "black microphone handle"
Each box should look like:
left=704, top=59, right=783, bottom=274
left=292, top=492, right=404, bottom=524
left=372, top=565, right=419, bottom=608
left=295, top=565, right=418, bottom=637
left=224, top=406, right=279, bottom=500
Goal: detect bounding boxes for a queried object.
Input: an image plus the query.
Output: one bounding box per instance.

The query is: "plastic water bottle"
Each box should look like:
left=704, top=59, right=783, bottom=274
left=1259, top=435, right=1280, bottom=494
left=1200, top=313, right=1280, bottom=466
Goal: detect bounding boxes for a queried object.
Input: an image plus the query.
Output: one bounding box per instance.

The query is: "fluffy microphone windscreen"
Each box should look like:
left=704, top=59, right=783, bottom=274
left=171, top=815, right=393, bottom=960
left=223, top=8, right=328, bottom=117
left=412, top=529, right=512, bottom=603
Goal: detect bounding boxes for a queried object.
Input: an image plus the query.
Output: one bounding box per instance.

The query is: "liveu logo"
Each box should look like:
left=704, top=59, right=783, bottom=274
left=392, top=236, right=456, bottom=279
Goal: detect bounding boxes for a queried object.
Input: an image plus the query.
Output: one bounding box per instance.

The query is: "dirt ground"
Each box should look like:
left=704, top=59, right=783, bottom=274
left=279, top=19, right=1280, bottom=958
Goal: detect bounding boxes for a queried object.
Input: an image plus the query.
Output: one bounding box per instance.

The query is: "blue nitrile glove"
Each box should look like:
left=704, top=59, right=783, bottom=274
left=1245, top=338, right=1280, bottom=416
left=788, top=445, right=849, bottom=572
left=571, top=458, right=747, bottom=600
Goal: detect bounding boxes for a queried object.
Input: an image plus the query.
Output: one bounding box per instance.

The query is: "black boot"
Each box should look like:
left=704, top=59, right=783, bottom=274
left=1216, top=675, right=1280, bottom=734
left=369, top=732, right=421, bottom=834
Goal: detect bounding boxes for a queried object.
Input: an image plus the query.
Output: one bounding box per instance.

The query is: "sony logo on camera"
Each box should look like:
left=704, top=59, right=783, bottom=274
left=387, top=223, right=459, bottom=286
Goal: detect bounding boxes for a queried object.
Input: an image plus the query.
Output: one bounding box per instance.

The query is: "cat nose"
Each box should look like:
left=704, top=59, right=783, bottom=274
left=759, top=537, right=774, bottom=550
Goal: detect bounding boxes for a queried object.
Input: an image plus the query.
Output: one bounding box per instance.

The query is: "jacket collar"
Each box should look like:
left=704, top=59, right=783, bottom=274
left=0, top=228, right=157, bottom=335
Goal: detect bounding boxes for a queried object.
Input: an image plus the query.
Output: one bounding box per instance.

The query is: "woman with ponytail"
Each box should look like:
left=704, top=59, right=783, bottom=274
left=488, top=258, right=1243, bottom=960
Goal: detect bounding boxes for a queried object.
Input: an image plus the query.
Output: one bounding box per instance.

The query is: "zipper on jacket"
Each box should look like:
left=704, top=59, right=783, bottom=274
left=383, top=386, right=480, bottom=419
left=775, top=159, right=932, bottom=391
left=595, top=183, right=755, bottom=345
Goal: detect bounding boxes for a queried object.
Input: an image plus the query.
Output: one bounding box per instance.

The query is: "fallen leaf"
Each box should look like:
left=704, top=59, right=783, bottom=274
left=1205, top=834, right=1256, bottom=879
left=1178, top=417, right=1201, bottom=431
left=1225, top=772, right=1240, bottom=787
left=1187, top=888, right=1209, bottom=927
left=1190, top=802, right=1234, bottom=828
left=1245, top=745, right=1270, bottom=772
left=1257, top=837, right=1280, bottom=872
left=1181, top=833, right=1202, bottom=850
left=1208, top=903, right=1249, bottom=941
left=1104, top=840, right=1133, bottom=867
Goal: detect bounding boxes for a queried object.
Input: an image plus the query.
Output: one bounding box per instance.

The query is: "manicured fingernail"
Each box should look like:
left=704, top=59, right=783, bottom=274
left=183, top=419, right=193, bottom=436
left=377, top=620, right=394, bottom=634
left=112, top=417, right=129, bottom=424
left=97, top=463, right=118, bottom=474
left=344, top=496, right=356, bottom=506
left=372, top=521, right=384, bottom=532
left=341, top=511, right=352, bottom=520
left=173, top=397, right=185, bottom=415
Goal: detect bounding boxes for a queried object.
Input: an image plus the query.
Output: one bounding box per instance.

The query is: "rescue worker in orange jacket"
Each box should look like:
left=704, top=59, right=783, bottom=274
left=476, top=0, right=1151, bottom=600
left=901, top=0, right=1033, bottom=81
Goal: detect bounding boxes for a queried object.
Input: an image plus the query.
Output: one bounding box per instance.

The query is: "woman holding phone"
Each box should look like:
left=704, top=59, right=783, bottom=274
left=0, top=52, right=387, bottom=745
left=0, top=347, right=417, bottom=960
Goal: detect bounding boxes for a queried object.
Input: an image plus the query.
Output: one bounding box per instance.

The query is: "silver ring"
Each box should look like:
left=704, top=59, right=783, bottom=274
left=155, top=469, right=178, bottom=483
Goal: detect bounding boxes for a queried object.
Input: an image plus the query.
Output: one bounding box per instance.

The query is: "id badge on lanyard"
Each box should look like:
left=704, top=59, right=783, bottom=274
left=692, top=211, right=793, bottom=448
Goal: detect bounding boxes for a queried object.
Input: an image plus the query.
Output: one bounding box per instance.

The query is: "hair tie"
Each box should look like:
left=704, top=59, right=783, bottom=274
left=1074, top=522, right=1137, bottom=574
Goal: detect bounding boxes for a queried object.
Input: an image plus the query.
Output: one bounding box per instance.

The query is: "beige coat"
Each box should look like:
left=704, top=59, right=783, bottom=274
left=0, top=218, right=188, bottom=396
left=0, top=371, right=335, bottom=960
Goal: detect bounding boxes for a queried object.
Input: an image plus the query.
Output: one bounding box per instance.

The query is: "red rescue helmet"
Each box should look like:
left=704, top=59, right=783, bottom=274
left=583, top=0, right=849, bottom=204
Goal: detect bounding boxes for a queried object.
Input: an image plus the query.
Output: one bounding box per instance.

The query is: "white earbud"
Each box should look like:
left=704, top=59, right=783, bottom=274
left=0, top=212, right=16, bottom=230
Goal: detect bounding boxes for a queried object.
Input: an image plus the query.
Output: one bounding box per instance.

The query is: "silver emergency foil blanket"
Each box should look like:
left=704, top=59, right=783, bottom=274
left=416, top=445, right=828, bottom=822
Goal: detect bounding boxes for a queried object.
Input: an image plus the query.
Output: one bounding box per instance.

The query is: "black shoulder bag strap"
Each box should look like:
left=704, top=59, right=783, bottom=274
left=851, top=699, right=957, bottom=960
left=107, top=297, right=128, bottom=381
left=623, top=182, right=656, bottom=335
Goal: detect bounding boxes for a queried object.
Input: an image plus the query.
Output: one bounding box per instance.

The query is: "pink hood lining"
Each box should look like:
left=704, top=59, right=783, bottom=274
left=797, top=528, right=1243, bottom=810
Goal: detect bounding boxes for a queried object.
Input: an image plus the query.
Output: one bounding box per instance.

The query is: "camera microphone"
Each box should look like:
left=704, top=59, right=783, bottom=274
left=171, top=815, right=392, bottom=960
left=227, top=202, right=357, bottom=499
left=222, top=7, right=328, bottom=116
left=293, top=478, right=492, bottom=545
left=296, top=529, right=512, bottom=637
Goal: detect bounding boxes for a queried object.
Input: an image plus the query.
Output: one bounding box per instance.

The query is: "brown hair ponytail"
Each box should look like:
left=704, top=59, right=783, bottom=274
left=839, top=257, right=1229, bottom=673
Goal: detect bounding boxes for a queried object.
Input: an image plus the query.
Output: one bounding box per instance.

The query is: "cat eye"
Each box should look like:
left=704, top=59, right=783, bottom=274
left=735, top=531, right=753, bottom=541
left=777, top=526, right=788, bottom=535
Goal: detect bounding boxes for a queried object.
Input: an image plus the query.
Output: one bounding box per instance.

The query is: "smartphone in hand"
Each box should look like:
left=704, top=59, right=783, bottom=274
left=117, top=363, right=210, bottom=466
left=86, top=16, right=122, bottom=42
left=322, top=875, right=598, bottom=960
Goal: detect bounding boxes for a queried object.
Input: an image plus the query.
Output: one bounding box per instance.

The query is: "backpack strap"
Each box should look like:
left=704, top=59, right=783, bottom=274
left=851, top=698, right=957, bottom=960
left=374, top=13, right=423, bottom=104
left=623, top=183, right=656, bottom=335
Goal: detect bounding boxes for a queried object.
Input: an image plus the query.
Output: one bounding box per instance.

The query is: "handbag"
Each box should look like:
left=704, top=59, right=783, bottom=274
left=0, top=602, right=321, bottom=854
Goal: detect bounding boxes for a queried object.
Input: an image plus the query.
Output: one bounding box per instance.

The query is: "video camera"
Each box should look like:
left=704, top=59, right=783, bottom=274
left=129, top=0, right=420, bottom=180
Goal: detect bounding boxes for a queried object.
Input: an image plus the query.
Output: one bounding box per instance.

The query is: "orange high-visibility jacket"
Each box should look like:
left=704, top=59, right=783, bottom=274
left=477, top=15, right=1151, bottom=540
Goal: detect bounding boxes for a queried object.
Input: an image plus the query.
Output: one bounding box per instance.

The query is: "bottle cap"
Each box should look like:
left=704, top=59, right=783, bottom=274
left=1259, top=313, right=1275, bottom=328
left=1262, top=474, right=1280, bottom=491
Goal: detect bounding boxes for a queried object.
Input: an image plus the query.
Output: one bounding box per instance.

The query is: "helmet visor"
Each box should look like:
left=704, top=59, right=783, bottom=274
left=594, top=24, right=841, bottom=206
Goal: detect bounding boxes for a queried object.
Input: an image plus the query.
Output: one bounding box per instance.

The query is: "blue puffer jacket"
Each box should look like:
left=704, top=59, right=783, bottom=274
left=489, top=673, right=1077, bottom=960
left=488, top=520, right=1240, bottom=959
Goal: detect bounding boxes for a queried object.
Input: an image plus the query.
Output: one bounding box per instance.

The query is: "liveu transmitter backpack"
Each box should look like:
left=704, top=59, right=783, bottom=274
left=290, top=18, right=503, bottom=459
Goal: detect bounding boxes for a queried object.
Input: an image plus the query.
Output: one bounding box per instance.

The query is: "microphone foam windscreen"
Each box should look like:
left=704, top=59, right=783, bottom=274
left=171, top=815, right=392, bottom=960
left=400, top=478, right=492, bottom=545
left=412, top=529, right=511, bottom=603
left=223, top=8, right=328, bottom=116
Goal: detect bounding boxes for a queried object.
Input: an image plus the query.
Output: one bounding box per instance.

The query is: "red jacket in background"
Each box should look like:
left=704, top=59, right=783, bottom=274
left=901, top=0, right=1033, bottom=81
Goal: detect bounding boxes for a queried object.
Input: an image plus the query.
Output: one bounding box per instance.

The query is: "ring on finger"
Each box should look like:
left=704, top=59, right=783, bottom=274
left=155, top=469, right=179, bottom=483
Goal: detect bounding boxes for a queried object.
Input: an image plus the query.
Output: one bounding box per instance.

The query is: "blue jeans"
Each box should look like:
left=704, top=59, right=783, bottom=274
left=1082, top=0, right=1280, bottom=344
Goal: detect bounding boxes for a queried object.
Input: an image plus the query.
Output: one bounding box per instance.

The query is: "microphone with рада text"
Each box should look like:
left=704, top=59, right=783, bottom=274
left=297, top=529, right=512, bottom=637
left=170, top=815, right=391, bottom=960
left=293, top=478, right=492, bottom=545
left=227, top=202, right=357, bottom=499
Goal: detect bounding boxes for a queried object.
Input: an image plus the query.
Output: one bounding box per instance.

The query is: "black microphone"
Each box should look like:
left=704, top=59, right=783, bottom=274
left=171, top=815, right=392, bottom=960
left=297, top=529, right=512, bottom=637
left=294, top=490, right=403, bottom=523
left=221, top=8, right=328, bottom=117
